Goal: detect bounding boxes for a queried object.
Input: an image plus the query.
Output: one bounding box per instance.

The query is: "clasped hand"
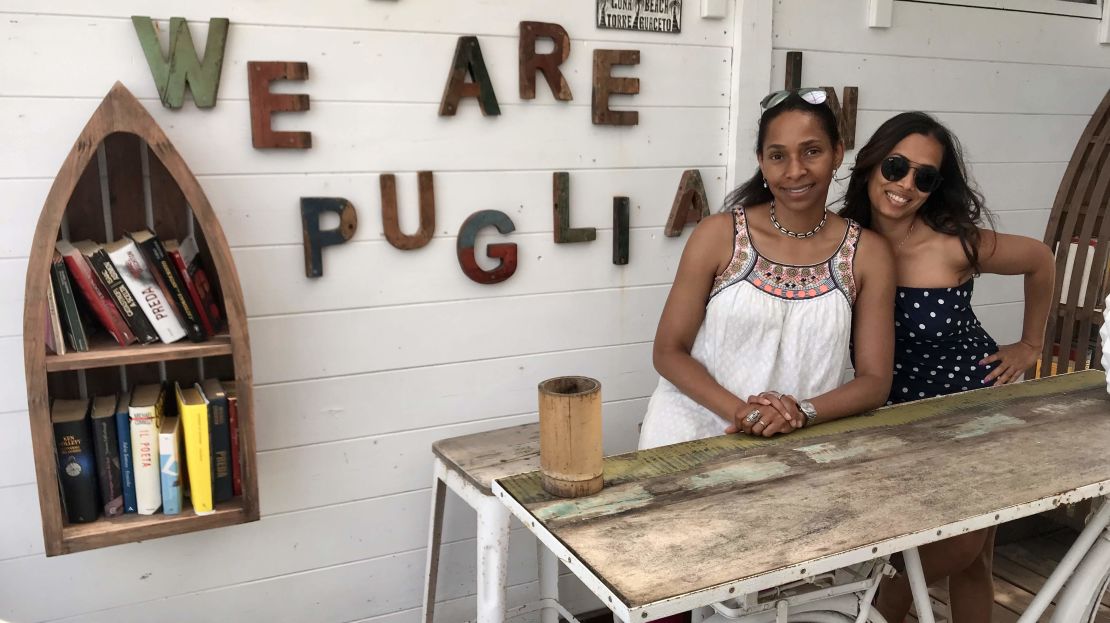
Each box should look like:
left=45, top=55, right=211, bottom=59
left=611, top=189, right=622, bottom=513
left=725, top=391, right=805, bottom=437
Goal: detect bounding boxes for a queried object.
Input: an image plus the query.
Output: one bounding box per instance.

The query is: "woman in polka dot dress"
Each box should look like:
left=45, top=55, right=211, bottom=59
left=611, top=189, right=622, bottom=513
left=840, top=112, right=1055, bottom=623
left=891, top=284, right=999, bottom=401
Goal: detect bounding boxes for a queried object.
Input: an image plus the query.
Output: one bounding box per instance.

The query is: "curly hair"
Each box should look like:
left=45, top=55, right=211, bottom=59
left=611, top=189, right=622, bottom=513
left=839, top=111, right=993, bottom=273
left=724, top=91, right=842, bottom=210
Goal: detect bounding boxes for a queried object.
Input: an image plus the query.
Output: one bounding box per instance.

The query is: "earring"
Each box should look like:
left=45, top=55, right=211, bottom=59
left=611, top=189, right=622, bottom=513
left=762, top=179, right=768, bottom=188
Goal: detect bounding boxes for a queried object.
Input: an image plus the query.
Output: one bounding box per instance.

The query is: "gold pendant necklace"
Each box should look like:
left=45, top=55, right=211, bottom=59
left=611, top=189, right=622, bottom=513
left=898, top=218, right=917, bottom=249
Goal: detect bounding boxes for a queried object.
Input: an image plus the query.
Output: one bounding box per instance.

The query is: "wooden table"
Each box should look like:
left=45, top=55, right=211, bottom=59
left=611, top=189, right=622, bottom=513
left=494, top=371, right=1110, bottom=622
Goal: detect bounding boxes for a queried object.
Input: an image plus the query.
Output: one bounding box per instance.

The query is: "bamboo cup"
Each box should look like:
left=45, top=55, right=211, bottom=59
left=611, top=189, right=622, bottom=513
left=538, top=376, right=603, bottom=498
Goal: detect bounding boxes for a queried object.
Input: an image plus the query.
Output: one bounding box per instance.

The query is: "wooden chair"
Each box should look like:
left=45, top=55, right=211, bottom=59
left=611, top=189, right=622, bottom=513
left=1034, top=88, right=1110, bottom=379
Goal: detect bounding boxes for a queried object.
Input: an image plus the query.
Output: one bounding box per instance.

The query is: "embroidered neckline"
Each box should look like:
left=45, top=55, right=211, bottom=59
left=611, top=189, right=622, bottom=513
left=710, top=207, right=860, bottom=304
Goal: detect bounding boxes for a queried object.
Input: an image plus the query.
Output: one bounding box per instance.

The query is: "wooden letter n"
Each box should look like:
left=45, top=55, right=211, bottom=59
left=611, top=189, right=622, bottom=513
left=784, top=51, right=858, bottom=149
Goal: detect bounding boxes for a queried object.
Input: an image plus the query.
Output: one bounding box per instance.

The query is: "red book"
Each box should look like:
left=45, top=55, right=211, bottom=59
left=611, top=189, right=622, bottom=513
left=226, top=387, right=242, bottom=496
left=164, top=238, right=219, bottom=336
left=55, top=240, right=137, bottom=346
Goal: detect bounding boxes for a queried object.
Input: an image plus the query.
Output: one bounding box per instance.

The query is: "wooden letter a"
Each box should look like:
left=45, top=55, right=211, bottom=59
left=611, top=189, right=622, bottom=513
left=132, top=16, right=229, bottom=109
left=665, top=170, right=709, bottom=237
left=440, top=37, right=501, bottom=117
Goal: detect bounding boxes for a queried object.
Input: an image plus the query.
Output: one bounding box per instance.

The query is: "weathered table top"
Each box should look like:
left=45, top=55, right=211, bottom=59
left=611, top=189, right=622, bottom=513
left=433, top=422, right=540, bottom=494
left=496, top=371, right=1110, bottom=617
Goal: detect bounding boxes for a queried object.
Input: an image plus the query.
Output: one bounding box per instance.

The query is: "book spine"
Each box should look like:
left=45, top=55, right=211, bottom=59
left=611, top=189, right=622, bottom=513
left=228, top=393, right=242, bottom=497
left=130, top=408, right=162, bottom=515
left=45, top=283, right=63, bottom=355
left=209, top=395, right=233, bottom=503
left=54, top=417, right=99, bottom=523
left=51, top=255, right=89, bottom=351
left=108, top=240, right=188, bottom=344
left=115, top=409, right=138, bottom=513
left=177, top=387, right=214, bottom=515
left=87, top=248, right=159, bottom=343
left=159, top=419, right=182, bottom=515
left=62, top=252, right=136, bottom=346
left=136, top=236, right=204, bottom=342
left=167, top=246, right=214, bottom=337
left=91, top=415, right=124, bottom=517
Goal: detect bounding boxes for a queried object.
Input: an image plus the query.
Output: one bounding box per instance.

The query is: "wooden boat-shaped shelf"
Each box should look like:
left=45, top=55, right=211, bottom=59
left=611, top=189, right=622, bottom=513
left=22, top=82, right=259, bottom=556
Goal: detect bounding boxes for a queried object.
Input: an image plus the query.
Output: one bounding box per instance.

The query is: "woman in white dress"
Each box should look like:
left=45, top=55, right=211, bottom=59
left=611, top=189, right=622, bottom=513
left=640, top=89, right=896, bottom=450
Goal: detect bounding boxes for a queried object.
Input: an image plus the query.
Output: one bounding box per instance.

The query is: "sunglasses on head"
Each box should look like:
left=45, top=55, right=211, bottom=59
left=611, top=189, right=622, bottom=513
left=880, top=154, right=943, bottom=193
left=760, top=88, right=828, bottom=111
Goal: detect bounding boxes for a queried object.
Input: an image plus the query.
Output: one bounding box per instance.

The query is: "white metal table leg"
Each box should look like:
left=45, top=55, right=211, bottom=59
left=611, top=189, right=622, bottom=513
left=477, top=492, right=512, bottom=623
left=902, top=547, right=936, bottom=623
left=538, top=538, right=559, bottom=623
left=422, top=462, right=448, bottom=623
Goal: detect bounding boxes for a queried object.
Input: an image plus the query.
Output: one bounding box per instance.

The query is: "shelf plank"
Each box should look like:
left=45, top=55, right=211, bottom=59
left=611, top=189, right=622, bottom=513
left=45, top=334, right=233, bottom=372
left=59, top=499, right=256, bottom=555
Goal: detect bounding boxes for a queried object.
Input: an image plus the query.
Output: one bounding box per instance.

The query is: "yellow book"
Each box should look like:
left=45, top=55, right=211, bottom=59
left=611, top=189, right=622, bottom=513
left=176, top=381, right=213, bottom=515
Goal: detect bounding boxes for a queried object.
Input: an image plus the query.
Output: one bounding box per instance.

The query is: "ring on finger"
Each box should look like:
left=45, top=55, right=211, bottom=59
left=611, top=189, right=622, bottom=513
left=744, top=410, right=762, bottom=424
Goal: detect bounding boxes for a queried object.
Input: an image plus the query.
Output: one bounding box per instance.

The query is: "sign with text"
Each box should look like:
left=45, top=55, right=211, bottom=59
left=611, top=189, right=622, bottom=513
left=596, top=0, right=681, bottom=34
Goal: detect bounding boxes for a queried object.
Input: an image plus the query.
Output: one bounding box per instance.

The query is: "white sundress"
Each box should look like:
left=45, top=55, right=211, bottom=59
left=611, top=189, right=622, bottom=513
left=638, top=207, right=862, bottom=450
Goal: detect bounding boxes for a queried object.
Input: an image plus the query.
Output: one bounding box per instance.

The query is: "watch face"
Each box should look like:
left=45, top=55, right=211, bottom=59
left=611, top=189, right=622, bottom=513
left=800, top=400, right=817, bottom=421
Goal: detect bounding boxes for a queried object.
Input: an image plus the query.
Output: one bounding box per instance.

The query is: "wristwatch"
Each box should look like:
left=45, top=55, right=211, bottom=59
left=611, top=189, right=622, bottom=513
left=798, top=399, right=818, bottom=426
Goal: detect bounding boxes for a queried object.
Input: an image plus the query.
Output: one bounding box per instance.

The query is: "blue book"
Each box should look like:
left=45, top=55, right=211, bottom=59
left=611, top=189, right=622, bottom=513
left=114, top=389, right=138, bottom=514
left=201, top=379, right=233, bottom=503
left=159, top=415, right=182, bottom=515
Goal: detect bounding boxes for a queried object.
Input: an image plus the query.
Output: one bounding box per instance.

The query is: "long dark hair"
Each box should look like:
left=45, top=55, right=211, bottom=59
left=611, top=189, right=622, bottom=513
left=724, top=91, right=842, bottom=210
left=839, top=111, right=993, bottom=273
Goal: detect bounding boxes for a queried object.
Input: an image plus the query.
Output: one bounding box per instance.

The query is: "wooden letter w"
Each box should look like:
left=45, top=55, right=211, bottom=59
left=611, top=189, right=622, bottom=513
left=132, top=16, right=230, bottom=109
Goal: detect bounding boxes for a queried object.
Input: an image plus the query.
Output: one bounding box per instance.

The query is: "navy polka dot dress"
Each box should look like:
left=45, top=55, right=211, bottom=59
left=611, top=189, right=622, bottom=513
left=888, top=280, right=999, bottom=405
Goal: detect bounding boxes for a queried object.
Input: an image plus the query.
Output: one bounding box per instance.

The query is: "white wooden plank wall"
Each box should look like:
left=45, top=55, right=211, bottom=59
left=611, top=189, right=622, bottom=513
left=1, top=1, right=1109, bottom=622
left=0, top=1, right=731, bottom=622
left=771, top=0, right=1110, bottom=345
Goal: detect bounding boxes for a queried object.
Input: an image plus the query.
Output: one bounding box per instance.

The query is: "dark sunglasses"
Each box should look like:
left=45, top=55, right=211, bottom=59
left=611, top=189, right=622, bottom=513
left=880, top=155, right=943, bottom=193
left=760, top=88, right=827, bottom=110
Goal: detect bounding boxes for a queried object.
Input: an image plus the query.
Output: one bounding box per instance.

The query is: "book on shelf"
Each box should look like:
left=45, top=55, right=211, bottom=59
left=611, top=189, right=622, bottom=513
left=129, top=384, right=164, bottom=515
left=105, top=236, right=187, bottom=345
left=201, top=378, right=233, bottom=503
left=55, top=239, right=137, bottom=347
left=90, top=395, right=124, bottom=518
left=50, top=250, right=90, bottom=352
left=226, top=386, right=242, bottom=497
left=51, top=398, right=98, bottom=523
left=165, top=237, right=222, bottom=337
left=73, top=240, right=159, bottom=344
left=114, top=389, right=138, bottom=514
left=158, top=415, right=183, bottom=515
left=129, top=230, right=205, bottom=342
left=176, top=381, right=214, bottom=515
left=45, top=281, right=65, bottom=355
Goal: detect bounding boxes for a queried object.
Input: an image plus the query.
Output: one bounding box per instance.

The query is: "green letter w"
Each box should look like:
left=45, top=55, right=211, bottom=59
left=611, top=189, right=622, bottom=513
left=132, top=16, right=229, bottom=109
